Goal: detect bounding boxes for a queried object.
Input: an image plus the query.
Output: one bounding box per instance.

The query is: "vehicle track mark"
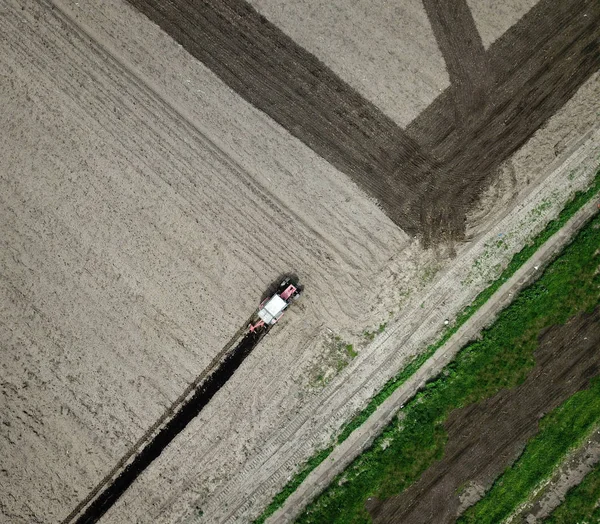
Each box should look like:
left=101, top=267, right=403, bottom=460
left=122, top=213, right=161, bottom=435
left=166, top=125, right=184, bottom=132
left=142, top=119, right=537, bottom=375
left=421, top=0, right=491, bottom=125
left=126, top=0, right=600, bottom=243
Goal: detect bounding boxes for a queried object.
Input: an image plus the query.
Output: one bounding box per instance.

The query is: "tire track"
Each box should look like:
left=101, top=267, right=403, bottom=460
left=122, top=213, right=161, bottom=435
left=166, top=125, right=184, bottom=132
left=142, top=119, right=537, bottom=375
left=126, top=0, right=600, bottom=242
left=124, top=0, right=440, bottom=239
left=421, top=0, right=491, bottom=125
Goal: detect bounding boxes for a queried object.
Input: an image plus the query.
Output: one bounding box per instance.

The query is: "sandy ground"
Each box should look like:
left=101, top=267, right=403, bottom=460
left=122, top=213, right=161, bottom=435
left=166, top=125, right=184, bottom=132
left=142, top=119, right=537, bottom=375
left=0, top=0, right=407, bottom=521
left=466, top=0, right=539, bottom=48
left=0, top=0, right=599, bottom=523
left=510, top=427, right=600, bottom=522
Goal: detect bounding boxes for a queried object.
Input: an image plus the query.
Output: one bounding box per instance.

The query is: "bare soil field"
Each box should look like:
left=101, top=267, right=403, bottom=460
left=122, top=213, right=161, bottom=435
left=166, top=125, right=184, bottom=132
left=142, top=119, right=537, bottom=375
left=1, top=0, right=599, bottom=523
left=248, top=0, right=450, bottom=128
left=366, top=306, right=600, bottom=524
left=0, top=0, right=406, bottom=521
left=127, top=0, right=600, bottom=241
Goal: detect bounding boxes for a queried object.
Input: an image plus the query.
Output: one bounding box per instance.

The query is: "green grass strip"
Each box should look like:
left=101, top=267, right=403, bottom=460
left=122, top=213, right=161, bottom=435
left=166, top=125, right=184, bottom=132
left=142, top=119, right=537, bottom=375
left=545, top=459, right=600, bottom=523
left=253, top=170, right=600, bottom=524
left=253, top=447, right=334, bottom=524
left=337, top=170, right=600, bottom=444
left=295, top=201, right=600, bottom=523
left=460, top=382, right=600, bottom=523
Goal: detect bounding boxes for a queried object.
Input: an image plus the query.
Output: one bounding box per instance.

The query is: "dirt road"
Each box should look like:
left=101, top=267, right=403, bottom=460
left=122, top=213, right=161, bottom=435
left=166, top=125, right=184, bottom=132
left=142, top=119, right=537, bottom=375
left=269, top=197, right=600, bottom=524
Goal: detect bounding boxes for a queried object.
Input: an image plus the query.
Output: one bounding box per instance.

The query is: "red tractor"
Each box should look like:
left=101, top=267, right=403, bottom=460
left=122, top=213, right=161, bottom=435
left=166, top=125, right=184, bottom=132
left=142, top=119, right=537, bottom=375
left=249, top=277, right=302, bottom=333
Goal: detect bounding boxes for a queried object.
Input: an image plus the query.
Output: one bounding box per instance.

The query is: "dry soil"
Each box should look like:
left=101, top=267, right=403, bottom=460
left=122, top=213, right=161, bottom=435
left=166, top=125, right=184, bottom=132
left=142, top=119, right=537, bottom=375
left=1, top=0, right=599, bottom=523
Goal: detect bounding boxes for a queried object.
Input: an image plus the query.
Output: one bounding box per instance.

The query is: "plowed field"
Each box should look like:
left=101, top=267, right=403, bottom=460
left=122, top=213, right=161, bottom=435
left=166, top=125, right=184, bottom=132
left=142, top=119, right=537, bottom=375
left=128, top=0, right=600, bottom=241
left=1, top=0, right=599, bottom=523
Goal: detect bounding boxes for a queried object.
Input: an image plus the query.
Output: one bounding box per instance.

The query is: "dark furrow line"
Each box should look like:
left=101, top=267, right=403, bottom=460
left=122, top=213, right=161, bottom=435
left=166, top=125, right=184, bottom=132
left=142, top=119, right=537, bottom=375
left=65, top=328, right=267, bottom=524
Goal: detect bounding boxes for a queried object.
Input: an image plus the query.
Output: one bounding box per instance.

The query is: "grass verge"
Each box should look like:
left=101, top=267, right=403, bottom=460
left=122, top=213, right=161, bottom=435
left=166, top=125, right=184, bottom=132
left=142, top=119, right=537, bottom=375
left=295, top=203, right=600, bottom=522
left=253, top=170, right=600, bottom=524
left=545, top=458, right=600, bottom=523
left=460, top=385, right=600, bottom=523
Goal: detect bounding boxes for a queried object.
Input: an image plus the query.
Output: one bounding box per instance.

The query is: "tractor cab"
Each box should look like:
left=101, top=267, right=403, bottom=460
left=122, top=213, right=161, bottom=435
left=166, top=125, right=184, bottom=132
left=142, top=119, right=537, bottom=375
left=249, top=278, right=301, bottom=332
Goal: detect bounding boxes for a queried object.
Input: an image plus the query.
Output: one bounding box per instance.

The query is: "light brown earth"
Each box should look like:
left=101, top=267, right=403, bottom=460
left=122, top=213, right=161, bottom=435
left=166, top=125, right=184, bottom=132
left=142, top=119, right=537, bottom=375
left=0, top=0, right=599, bottom=523
left=247, top=0, right=450, bottom=128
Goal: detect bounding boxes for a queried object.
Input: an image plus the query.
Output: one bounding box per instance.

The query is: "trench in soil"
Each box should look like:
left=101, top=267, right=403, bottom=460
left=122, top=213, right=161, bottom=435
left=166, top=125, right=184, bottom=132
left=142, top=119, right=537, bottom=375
left=73, top=328, right=268, bottom=524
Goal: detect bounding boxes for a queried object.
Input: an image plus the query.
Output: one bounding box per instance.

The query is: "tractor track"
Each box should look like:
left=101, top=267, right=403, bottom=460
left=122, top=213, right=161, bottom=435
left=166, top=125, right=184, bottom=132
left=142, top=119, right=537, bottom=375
left=126, top=0, right=600, bottom=243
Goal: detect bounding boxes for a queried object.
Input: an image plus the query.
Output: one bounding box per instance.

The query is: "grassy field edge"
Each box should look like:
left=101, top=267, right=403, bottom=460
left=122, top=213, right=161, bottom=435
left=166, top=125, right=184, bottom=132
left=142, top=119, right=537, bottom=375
left=253, top=170, right=600, bottom=524
left=545, top=456, right=600, bottom=523
left=459, top=384, right=600, bottom=523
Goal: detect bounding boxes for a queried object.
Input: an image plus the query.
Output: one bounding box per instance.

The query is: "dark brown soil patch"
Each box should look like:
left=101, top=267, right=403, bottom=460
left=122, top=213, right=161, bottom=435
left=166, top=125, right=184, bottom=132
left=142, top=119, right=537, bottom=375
left=365, top=306, right=600, bottom=524
left=408, top=0, right=600, bottom=243
left=126, top=0, right=599, bottom=243
left=421, top=0, right=491, bottom=125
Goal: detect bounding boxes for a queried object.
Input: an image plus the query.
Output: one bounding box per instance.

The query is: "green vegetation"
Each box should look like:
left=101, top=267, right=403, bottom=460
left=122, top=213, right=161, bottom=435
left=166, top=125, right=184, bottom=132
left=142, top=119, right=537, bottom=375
left=310, top=335, right=358, bottom=388
left=253, top=169, right=600, bottom=524
left=545, top=459, right=600, bottom=523
left=460, top=384, right=600, bottom=523
left=345, top=344, right=358, bottom=359
left=253, top=446, right=334, bottom=524
left=296, top=208, right=600, bottom=523
left=362, top=323, right=387, bottom=341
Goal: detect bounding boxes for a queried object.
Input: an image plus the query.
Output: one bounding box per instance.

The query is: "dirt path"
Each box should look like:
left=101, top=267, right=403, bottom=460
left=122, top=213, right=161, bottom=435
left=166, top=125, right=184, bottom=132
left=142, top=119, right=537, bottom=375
left=367, top=306, right=600, bottom=524
left=511, top=426, right=600, bottom=523
left=126, top=0, right=600, bottom=241
left=268, top=197, right=600, bottom=524
left=2, top=1, right=599, bottom=523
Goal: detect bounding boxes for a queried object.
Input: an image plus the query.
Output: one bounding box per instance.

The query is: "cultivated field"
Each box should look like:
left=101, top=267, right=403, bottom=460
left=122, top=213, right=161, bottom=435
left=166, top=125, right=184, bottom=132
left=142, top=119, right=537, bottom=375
left=1, top=0, right=599, bottom=523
